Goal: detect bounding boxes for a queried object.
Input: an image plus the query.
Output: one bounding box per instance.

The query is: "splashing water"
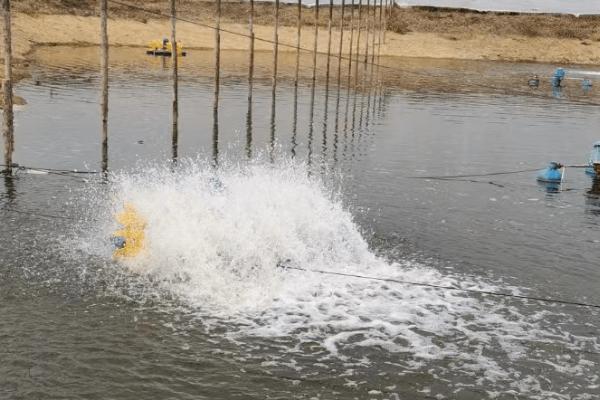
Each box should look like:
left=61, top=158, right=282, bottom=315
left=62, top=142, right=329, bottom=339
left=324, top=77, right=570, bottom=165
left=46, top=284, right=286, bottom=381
left=76, top=158, right=599, bottom=397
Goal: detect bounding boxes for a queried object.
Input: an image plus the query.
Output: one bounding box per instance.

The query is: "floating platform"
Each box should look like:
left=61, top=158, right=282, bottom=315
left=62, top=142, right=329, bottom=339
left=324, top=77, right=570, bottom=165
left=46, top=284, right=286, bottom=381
left=146, top=49, right=187, bottom=57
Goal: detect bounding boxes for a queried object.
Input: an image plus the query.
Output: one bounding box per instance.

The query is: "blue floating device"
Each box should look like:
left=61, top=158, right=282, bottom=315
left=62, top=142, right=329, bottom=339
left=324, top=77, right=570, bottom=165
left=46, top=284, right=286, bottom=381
left=586, top=141, right=600, bottom=177
left=551, top=68, right=565, bottom=87
left=537, top=162, right=563, bottom=183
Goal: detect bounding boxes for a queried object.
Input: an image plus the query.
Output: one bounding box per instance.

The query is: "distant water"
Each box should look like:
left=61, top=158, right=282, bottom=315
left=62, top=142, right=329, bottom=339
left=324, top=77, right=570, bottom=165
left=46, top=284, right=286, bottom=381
left=394, top=0, right=599, bottom=15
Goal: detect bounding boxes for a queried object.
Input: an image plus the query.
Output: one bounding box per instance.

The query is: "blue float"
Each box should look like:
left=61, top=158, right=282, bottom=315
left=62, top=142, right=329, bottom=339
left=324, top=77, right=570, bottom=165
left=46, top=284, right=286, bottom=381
left=585, top=141, right=600, bottom=177
left=537, top=162, right=563, bottom=183
left=551, top=68, right=566, bottom=87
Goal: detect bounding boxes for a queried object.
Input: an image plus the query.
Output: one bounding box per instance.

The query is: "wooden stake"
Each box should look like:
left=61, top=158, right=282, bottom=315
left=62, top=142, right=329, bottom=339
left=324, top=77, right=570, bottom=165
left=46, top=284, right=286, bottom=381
left=246, top=0, right=254, bottom=158
left=213, top=0, right=221, bottom=163
left=354, top=0, right=362, bottom=88
left=311, top=0, right=319, bottom=84
left=325, top=0, right=333, bottom=84
left=270, top=0, right=279, bottom=159
left=272, top=0, right=279, bottom=91
left=170, top=0, right=178, bottom=163
left=294, top=0, right=301, bottom=87
left=364, top=0, right=370, bottom=67
left=347, top=0, right=355, bottom=84
left=382, top=0, right=388, bottom=43
left=1, top=0, right=13, bottom=173
left=214, top=0, right=221, bottom=102
left=337, top=0, right=345, bottom=87
left=100, top=0, right=108, bottom=173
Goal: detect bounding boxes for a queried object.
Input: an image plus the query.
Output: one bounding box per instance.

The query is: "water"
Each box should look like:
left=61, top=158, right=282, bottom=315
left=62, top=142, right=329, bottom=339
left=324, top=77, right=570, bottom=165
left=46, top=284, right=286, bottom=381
left=1, top=47, right=599, bottom=399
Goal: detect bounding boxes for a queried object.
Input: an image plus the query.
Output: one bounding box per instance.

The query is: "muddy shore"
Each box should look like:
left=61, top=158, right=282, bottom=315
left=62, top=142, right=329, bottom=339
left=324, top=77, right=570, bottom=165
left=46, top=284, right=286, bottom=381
left=2, top=0, right=600, bottom=82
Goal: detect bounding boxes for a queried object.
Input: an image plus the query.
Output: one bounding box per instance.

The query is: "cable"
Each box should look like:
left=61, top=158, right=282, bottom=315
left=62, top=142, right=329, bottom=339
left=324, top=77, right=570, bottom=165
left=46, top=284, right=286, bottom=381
left=0, top=163, right=101, bottom=175
left=408, top=167, right=542, bottom=180
left=279, top=265, right=600, bottom=310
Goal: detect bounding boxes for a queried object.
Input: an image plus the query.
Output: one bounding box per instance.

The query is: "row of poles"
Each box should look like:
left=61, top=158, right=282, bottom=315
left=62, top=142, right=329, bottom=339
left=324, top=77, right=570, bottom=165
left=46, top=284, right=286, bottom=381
left=1, top=0, right=395, bottom=173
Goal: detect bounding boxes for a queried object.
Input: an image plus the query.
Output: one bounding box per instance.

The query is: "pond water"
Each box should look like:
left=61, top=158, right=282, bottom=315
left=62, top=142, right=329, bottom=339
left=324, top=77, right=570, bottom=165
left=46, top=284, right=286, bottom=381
left=1, top=47, right=599, bottom=400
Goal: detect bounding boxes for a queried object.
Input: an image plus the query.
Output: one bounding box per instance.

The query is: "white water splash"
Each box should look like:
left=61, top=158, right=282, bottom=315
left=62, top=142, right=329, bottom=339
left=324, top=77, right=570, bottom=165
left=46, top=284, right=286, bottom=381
left=76, top=157, right=599, bottom=398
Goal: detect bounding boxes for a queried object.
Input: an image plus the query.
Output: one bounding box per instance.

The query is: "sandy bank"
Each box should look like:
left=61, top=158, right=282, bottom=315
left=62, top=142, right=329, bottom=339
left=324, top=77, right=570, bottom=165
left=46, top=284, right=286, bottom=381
left=6, top=11, right=600, bottom=67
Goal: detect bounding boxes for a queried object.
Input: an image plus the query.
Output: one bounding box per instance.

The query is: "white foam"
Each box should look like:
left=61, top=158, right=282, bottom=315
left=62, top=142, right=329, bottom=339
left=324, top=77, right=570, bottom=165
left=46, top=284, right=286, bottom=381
left=75, top=157, right=599, bottom=398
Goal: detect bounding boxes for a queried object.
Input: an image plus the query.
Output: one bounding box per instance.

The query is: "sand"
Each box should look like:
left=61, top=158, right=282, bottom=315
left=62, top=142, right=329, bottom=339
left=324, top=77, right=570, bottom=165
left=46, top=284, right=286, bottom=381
left=4, top=11, right=600, bottom=70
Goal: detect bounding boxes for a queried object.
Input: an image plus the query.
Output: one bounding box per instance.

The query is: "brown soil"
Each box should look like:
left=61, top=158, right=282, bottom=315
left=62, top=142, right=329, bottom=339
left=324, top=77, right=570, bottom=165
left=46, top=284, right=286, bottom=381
left=2, top=0, right=600, bottom=78
left=13, top=0, right=600, bottom=41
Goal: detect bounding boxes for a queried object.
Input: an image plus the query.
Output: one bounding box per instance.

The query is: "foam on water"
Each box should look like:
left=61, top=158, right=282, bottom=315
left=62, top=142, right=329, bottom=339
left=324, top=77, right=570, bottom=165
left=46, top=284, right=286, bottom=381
left=77, top=157, right=599, bottom=398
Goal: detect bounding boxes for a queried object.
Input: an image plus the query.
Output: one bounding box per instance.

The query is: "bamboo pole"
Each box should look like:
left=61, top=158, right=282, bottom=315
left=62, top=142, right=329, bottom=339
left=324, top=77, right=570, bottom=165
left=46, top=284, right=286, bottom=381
left=376, top=0, right=383, bottom=107
left=344, top=0, right=355, bottom=137
left=269, top=0, right=279, bottom=159
left=337, top=0, right=345, bottom=86
left=291, top=0, right=301, bottom=158
left=364, top=0, right=370, bottom=67
left=382, top=0, right=388, bottom=43
left=311, top=0, right=319, bottom=84
left=170, top=0, right=178, bottom=163
left=100, top=0, right=108, bottom=173
left=272, top=0, right=279, bottom=90
left=213, top=0, right=221, bottom=163
left=353, top=0, right=362, bottom=87
left=246, top=0, right=254, bottom=159
left=214, top=0, right=221, bottom=101
left=294, top=0, right=301, bottom=87
left=347, top=0, right=355, bottom=84
left=334, top=0, right=345, bottom=134
left=370, top=0, right=377, bottom=68
left=1, top=0, right=13, bottom=174
left=325, top=0, right=333, bottom=84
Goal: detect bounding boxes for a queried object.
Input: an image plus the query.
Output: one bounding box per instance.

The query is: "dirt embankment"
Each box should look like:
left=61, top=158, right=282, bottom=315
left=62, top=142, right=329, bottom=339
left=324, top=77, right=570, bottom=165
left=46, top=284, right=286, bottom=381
left=3, top=0, right=600, bottom=74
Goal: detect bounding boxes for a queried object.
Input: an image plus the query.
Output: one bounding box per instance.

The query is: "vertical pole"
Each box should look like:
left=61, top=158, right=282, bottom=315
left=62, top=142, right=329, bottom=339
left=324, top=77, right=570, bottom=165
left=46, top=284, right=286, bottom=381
left=325, top=0, right=333, bottom=84
left=382, top=0, right=388, bottom=43
left=353, top=0, right=362, bottom=88
left=213, top=0, right=221, bottom=164
left=344, top=0, right=354, bottom=137
left=311, top=0, right=319, bottom=84
left=334, top=0, right=345, bottom=134
left=272, top=0, right=279, bottom=90
left=364, top=0, right=370, bottom=68
left=1, top=0, right=13, bottom=173
left=170, top=0, right=178, bottom=164
left=370, top=0, right=377, bottom=68
left=292, top=0, right=301, bottom=158
left=246, top=0, right=254, bottom=159
left=269, top=0, right=279, bottom=159
left=337, top=0, right=345, bottom=87
left=347, top=0, right=354, bottom=85
left=376, top=0, right=383, bottom=108
left=294, top=0, right=301, bottom=88
left=100, top=0, right=108, bottom=173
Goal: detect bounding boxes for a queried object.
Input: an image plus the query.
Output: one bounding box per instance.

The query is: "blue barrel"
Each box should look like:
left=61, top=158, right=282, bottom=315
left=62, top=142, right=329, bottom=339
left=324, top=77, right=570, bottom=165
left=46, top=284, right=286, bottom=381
left=551, top=68, right=565, bottom=87
left=537, top=162, right=563, bottom=182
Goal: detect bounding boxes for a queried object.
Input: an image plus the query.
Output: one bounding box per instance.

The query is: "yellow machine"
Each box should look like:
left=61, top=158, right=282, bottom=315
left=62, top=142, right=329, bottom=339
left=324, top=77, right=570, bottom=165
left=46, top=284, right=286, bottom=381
left=146, top=39, right=186, bottom=56
left=112, top=204, right=146, bottom=258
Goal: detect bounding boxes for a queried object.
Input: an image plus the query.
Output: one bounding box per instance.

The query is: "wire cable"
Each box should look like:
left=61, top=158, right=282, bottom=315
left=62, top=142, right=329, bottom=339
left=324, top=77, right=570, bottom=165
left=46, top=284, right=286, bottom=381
left=279, top=265, right=600, bottom=310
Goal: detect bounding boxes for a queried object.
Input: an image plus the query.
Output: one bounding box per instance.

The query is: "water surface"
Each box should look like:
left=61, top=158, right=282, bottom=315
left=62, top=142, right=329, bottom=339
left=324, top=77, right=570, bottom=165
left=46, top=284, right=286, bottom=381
left=1, top=47, right=599, bottom=400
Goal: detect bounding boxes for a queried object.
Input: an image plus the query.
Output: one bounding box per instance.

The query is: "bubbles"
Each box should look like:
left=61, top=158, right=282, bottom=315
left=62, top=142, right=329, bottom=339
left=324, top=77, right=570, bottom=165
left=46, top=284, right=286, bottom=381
left=74, top=156, right=599, bottom=398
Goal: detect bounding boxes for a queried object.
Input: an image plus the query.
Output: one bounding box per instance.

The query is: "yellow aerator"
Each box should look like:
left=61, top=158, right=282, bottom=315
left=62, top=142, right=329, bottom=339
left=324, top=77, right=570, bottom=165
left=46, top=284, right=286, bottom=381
left=112, top=203, right=146, bottom=258
left=146, top=39, right=186, bottom=56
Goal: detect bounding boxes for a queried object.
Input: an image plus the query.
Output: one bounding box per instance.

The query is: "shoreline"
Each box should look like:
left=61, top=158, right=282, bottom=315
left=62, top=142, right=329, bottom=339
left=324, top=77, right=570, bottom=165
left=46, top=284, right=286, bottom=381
left=2, top=3, right=600, bottom=83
